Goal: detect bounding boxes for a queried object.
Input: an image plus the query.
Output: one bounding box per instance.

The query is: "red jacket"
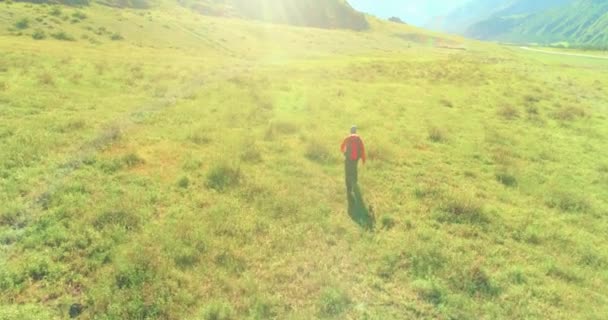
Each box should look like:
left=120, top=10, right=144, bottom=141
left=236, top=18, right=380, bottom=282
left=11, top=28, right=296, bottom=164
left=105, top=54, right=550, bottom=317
left=341, top=134, right=366, bottom=163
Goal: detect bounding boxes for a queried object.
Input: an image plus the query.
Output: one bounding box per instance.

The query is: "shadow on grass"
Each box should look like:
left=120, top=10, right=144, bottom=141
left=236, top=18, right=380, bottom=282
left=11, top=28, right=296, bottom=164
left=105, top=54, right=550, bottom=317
left=347, top=185, right=374, bottom=230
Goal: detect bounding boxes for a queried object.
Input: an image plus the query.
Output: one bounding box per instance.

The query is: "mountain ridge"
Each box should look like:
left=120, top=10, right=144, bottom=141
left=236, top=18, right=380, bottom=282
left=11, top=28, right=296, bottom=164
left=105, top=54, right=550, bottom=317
left=466, top=0, right=608, bottom=47
left=439, top=0, right=608, bottom=48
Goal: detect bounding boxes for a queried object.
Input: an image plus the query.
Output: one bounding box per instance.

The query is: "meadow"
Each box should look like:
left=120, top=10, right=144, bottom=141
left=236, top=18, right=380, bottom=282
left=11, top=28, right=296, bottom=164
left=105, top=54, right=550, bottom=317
left=1, top=2, right=608, bottom=319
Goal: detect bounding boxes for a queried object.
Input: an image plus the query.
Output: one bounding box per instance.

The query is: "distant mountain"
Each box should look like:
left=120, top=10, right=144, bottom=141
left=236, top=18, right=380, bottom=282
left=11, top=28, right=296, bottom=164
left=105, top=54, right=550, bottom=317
left=432, top=0, right=509, bottom=33
left=438, top=0, right=608, bottom=47
left=467, top=0, right=608, bottom=47
left=179, top=0, right=370, bottom=30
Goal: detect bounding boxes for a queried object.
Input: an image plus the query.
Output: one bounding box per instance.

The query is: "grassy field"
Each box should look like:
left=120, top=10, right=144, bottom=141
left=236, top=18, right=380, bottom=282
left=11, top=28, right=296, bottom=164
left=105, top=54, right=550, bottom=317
left=1, top=2, right=608, bottom=319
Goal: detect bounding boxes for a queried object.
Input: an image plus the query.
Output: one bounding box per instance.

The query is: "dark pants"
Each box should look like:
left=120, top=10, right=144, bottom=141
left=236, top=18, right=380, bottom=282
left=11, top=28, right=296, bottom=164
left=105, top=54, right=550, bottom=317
left=345, top=159, right=359, bottom=195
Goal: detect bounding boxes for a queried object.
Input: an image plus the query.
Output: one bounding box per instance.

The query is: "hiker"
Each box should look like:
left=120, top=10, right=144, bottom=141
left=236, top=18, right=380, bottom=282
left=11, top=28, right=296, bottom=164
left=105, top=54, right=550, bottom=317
left=341, top=125, right=366, bottom=197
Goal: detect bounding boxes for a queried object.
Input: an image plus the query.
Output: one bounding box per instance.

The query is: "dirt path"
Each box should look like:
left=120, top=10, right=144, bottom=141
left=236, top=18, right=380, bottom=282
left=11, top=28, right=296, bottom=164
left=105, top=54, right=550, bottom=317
left=520, top=46, right=608, bottom=60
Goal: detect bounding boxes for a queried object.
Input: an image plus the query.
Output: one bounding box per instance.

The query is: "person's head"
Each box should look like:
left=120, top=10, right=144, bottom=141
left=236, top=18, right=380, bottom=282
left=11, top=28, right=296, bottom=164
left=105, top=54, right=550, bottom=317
left=350, top=125, right=357, bottom=134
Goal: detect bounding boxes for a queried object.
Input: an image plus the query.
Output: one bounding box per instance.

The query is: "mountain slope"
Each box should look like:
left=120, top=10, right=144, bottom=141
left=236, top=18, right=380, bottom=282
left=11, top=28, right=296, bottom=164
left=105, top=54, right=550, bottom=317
left=438, top=0, right=608, bottom=47
left=435, top=0, right=572, bottom=33
left=178, top=0, right=369, bottom=30
left=433, top=0, right=511, bottom=34
left=466, top=0, right=608, bottom=47
left=13, top=0, right=370, bottom=30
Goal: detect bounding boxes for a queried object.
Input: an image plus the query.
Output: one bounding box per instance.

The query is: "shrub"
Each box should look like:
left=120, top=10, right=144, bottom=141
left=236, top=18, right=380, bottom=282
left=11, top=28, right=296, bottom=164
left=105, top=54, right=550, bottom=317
left=546, top=190, right=591, bottom=213
left=94, top=210, right=141, bottom=231
left=265, top=120, right=298, bottom=139
left=428, top=126, right=447, bottom=143
left=168, top=227, right=207, bottom=269
left=240, top=144, right=262, bottom=163
left=182, top=157, right=202, bottom=171
left=439, top=99, right=454, bottom=108
left=407, top=245, right=446, bottom=278
left=201, top=301, right=234, bottom=320
left=93, top=126, right=122, bottom=149
left=508, top=267, right=527, bottom=285
left=26, top=256, right=51, bottom=281
left=110, top=32, right=124, bottom=41
left=412, top=279, right=444, bottom=305
left=553, top=106, right=587, bottom=121
left=206, top=164, right=241, bottom=191
left=59, top=119, right=86, bottom=132
left=49, top=7, right=62, bottom=17
left=95, top=27, right=107, bottom=35
left=115, top=263, right=150, bottom=289
left=376, top=253, right=403, bottom=279
left=51, top=31, right=75, bottom=41
left=70, top=72, right=83, bottom=83
left=63, top=0, right=91, bottom=5
left=173, top=245, right=201, bottom=268
left=214, top=252, right=246, bottom=273
left=305, top=140, right=332, bottom=164
left=122, top=153, right=144, bottom=168
left=461, top=263, right=499, bottom=296
left=72, top=11, right=87, bottom=20
left=523, top=94, right=541, bottom=104
left=442, top=193, right=481, bottom=215
left=177, top=176, right=190, bottom=189
left=498, top=104, right=519, bottom=120
left=31, top=29, right=46, bottom=40
left=546, top=263, right=581, bottom=283
left=38, top=72, right=55, bottom=86
left=247, top=298, right=277, bottom=320
left=273, top=120, right=298, bottom=134
left=496, top=171, right=517, bottom=187
left=413, top=184, right=441, bottom=199
left=380, top=215, right=396, bottom=230
left=317, top=287, right=351, bottom=317
left=98, top=159, right=124, bottom=173
left=579, top=252, right=606, bottom=269
left=437, top=192, right=488, bottom=225
left=526, top=105, right=539, bottom=116
left=14, top=18, right=29, bottom=30
left=0, top=209, right=25, bottom=229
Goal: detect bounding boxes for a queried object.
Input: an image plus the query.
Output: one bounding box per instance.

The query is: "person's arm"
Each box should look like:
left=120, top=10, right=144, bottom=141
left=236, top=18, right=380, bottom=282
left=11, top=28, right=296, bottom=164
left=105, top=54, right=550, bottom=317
left=340, top=137, right=347, bottom=154
left=359, top=138, right=366, bottom=164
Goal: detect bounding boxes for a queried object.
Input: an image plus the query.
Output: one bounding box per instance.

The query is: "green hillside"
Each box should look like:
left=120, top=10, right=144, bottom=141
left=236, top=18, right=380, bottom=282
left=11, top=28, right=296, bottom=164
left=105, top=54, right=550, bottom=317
left=10, top=0, right=370, bottom=30
left=180, top=0, right=369, bottom=30
left=1, top=1, right=608, bottom=319
left=466, top=0, right=608, bottom=48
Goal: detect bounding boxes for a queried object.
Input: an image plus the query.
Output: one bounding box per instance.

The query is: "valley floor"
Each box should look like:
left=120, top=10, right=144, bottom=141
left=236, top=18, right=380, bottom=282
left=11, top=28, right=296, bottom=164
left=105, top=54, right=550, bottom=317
left=1, top=2, right=608, bottom=319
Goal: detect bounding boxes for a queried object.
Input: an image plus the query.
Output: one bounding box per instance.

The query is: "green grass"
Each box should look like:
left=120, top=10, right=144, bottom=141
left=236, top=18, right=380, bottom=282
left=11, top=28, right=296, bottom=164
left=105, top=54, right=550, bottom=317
left=0, top=1, right=607, bottom=319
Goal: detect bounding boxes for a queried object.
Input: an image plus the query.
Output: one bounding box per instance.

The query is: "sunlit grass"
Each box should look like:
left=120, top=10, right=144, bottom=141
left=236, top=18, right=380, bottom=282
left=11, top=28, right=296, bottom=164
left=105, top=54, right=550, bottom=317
left=0, top=1, right=608, bottom=319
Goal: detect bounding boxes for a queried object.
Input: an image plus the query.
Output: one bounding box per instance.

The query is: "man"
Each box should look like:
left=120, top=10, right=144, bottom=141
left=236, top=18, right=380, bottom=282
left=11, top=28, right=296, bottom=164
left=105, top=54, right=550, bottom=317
left=341, top=125, right=366, bottom=197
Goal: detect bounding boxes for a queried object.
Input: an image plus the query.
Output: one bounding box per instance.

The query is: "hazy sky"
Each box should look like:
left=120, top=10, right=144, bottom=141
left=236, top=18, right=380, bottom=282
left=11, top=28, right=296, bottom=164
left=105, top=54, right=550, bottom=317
left=348, top=0, right=471, bottom=26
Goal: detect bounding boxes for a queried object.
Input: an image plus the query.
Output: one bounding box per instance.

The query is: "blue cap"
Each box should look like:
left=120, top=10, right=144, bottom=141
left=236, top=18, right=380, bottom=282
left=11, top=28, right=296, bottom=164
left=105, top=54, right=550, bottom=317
left=350, top=125, right=357, bottom=134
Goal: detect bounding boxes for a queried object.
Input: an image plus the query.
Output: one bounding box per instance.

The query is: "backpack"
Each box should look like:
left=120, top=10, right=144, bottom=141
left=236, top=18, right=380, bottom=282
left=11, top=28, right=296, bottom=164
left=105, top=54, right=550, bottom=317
left=345, top=135, right=361, bottom=161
